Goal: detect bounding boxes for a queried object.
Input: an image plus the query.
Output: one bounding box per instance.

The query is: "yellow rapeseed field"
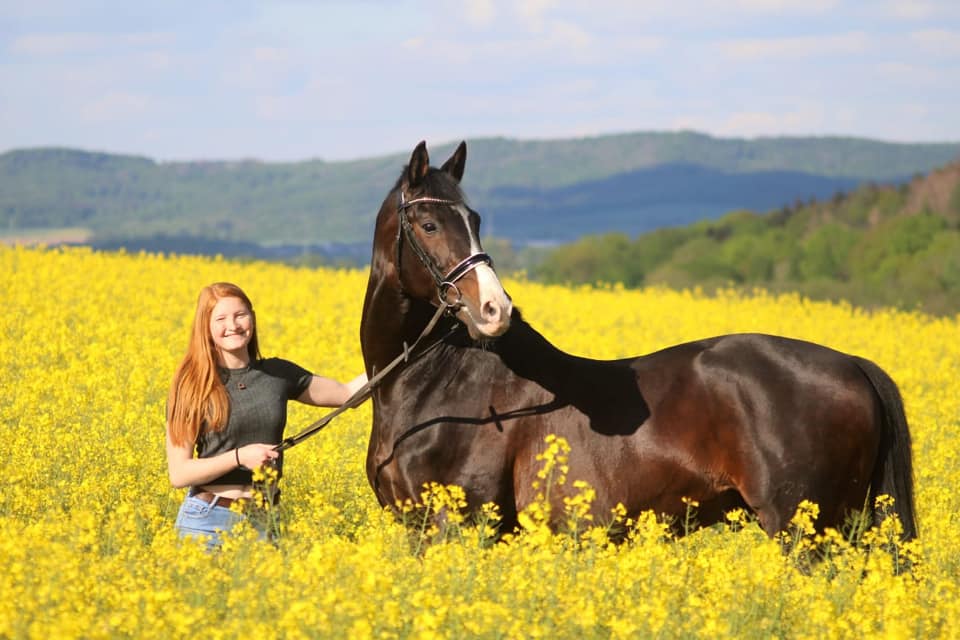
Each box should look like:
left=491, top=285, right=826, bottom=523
left=2, top=245, right=959, bottom=639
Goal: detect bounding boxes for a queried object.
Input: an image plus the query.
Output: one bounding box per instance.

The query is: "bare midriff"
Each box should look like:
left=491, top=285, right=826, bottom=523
left=198, top=484, right=253, bottom=499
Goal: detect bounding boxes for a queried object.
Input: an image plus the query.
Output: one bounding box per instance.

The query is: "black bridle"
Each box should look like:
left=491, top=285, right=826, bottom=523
left=396, top=191, right=493, bottom=308
left=275, top=190, right=495, bottom=453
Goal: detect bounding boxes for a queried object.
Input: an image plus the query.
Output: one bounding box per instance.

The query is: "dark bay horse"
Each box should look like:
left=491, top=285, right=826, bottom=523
left=360, top=140, right=917, bottom=540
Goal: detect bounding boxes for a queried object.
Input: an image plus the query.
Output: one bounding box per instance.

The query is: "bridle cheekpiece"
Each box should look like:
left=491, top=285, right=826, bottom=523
left=396, top=191, right=493, bottom=309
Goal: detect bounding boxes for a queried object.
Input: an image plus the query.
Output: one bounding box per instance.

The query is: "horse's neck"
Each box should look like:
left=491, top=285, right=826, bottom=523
left=360, top=280, right=446, bottom=376
left=495, top=310, right=619, bottom=396
left=497, top=311, right=650, bottom=427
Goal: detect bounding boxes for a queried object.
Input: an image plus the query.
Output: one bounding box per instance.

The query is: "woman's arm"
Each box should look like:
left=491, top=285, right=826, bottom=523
left=297, top=372, right=368, bottom=407
left=165, top=427, right=279, bottom=489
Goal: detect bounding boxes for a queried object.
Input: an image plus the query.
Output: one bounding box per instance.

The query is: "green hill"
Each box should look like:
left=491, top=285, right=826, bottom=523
left=533, top=161, right=960, bottom=315
left=2, top=132, right=958, bottom=251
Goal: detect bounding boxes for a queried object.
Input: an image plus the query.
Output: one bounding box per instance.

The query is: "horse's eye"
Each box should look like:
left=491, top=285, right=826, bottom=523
left=422, top=221, right=438, bottom=234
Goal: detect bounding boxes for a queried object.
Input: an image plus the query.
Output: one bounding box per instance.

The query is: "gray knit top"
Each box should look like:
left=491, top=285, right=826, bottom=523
left=196, top=357, right=313, bottom=486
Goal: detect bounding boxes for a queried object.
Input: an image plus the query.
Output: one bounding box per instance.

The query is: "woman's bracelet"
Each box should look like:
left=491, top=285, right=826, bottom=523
left=235, top=447, right=241, bottom=468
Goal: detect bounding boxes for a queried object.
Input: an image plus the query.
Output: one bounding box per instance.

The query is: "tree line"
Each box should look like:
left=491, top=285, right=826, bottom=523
left=520, top=162, right=960, bottom=316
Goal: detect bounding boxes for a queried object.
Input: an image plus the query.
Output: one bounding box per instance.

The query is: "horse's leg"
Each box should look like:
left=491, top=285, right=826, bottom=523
left=742, top=482, right=809, bottom=536
left=734, top=420, right=877, bottom=538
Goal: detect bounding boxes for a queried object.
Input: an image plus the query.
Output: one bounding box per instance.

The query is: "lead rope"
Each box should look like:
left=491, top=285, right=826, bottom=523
left=274, top=301, right=455, bottom=452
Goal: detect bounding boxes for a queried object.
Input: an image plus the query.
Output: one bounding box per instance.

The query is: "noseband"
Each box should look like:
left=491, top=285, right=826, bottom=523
left=396, top=191, right=492, bottom=308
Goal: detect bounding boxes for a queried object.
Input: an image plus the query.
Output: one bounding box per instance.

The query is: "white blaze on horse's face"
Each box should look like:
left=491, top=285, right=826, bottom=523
left=454, top=204, right=512, bottom=338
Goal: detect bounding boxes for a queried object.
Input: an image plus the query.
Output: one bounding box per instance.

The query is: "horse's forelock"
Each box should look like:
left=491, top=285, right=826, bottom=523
left=392, top=166, right=466, bottom=203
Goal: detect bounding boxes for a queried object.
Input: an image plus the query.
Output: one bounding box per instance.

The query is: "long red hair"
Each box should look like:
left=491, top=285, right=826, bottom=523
left=167, top=283, right=261, bottom=448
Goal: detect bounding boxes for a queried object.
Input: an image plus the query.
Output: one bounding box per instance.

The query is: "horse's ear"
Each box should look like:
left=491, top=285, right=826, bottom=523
left=406, top=141, right=430, bottom=188
left=440, top=141, right=467, bottom=183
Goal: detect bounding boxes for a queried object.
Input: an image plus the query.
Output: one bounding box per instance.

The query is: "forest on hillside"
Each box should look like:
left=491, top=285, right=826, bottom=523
left=527, top=162, right=960, bottom=316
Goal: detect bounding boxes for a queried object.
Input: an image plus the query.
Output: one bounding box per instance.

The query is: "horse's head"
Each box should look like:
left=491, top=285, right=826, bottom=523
left=374, top=140, right=512, bottom=339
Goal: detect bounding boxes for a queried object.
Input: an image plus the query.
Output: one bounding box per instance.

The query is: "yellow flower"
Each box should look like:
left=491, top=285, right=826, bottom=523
left=2, top=245, right=958, bottom=639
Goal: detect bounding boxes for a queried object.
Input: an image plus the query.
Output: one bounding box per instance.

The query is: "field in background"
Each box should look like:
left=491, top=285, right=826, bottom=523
left=0, top=226, right=91, bottom=245
left=2, top=246, right=959, bottom=638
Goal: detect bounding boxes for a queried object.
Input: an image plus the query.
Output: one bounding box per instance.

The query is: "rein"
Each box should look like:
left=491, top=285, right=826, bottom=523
left=276, top=190, right=485, bottom=452
left=274, top=301, right=456, bottom=452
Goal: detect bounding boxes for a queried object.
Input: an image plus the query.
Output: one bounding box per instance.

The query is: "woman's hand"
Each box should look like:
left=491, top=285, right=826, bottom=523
left=166, top=425, right=281, bottom=488
left=237, top=443, right=280, bottom=469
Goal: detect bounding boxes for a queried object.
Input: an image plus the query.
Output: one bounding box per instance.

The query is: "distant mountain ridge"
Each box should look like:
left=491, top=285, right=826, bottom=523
left=486, top=163, right=864, bottom=242
left=2, top=131, right=959, bottom=253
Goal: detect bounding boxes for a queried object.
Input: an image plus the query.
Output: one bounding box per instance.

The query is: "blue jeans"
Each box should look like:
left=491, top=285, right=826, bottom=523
left=174, top=495, right=246, bottom=550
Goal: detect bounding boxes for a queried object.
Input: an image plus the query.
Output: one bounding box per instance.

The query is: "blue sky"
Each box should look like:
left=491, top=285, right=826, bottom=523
left=2, top=0, right=958, bottom=161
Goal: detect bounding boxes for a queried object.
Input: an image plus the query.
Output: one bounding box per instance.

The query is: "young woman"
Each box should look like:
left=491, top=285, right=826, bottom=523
left=166, top=282, right=366, bottom=547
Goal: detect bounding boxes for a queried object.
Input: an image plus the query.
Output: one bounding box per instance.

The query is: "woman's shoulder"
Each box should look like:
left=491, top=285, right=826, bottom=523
left=256, top=357, right=312, bottom=377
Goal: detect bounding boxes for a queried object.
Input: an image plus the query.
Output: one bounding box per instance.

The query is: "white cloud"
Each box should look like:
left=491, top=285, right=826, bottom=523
left=721, top=32, right=870, bottom=60
left=253, top=94, right=299, bottom=122
left=882, top=1, right=941, bottom=20
left=252, top=46, right=291, bottom=64
left=219, top=45, right=303, bottom=91
left=250, top=69, right=365, bottom=124
left=543, top=19, right=593, bottom=51
left=515, top=0, right=556, bottom=31
left=908, top=29, right=960, bottom=56
left=731, top=0, right=839, bottom=12
left=81, top=91, right=150, bottom=122
left=120, top=32, right=174, bottom=48
left=722, top=109, right=824, bottom=135
left=875, top=61, right=942, bottom=86
left=134, top=51, right=174, bottom=71
left=465, top=0, right=497, bottom=26
left=9, top=30, right=175, bottom=57
left=664, top=104, right=849, bottom=140
left=11, top=33, right=105, bottom=56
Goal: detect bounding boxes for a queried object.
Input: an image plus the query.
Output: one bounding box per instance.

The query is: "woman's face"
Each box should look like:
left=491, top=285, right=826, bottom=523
left=209, top=296, right=253, bottom=358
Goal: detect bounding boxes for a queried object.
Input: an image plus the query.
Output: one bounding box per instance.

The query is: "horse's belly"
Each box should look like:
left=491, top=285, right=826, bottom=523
left=369, top=415, right=513, bottom=510
left=563, top=442, right=717, bottom=520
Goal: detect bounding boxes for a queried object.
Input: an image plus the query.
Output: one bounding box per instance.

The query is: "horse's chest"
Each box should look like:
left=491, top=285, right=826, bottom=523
left=368, top=400, right=511, bottom=506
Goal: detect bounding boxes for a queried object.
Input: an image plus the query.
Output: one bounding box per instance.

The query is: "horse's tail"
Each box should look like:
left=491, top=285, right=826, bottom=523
left=854, top=356, right=918, bottom=540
